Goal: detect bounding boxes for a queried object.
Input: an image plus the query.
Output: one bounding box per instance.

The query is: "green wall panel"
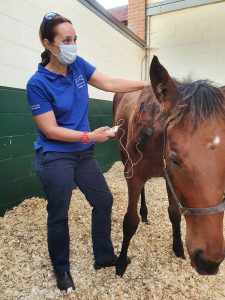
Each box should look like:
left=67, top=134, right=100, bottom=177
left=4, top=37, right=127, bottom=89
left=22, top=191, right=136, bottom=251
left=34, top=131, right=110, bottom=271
left=0, top=176, right=45, bottom=214
left=0, top=135, right=37, bottom=160
left=0, top=114, right=36, bottom=136
left=0, top=137, right=12, bottom=160
left=10, top=135, right=37, bottom=157
left=0, top=175, right=44, bottom=207
left=0, top=87, right=30, bottom=113
left=0, top=86, right=120, bottom=217
left=0, top=156, right=34, bottom=183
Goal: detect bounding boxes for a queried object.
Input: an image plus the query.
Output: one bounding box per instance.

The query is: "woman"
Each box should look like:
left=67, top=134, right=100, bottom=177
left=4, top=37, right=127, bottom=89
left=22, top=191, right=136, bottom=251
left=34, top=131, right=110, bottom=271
left=26, top=12, right=148, bottom=291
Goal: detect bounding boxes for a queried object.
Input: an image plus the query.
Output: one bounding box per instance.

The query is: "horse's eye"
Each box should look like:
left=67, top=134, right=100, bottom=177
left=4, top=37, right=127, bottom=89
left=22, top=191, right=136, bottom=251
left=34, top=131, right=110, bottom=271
left=169, top=154, right=181, bottom=166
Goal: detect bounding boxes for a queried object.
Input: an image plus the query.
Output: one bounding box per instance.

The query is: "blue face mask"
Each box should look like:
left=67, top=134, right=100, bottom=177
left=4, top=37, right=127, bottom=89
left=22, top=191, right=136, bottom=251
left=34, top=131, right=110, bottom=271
left=51, top=43, right=77, bottom=65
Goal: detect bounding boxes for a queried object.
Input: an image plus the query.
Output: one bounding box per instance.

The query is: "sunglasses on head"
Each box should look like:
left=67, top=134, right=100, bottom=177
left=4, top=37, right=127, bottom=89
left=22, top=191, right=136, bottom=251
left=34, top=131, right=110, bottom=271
left=43, top=12, right=59, bottom=21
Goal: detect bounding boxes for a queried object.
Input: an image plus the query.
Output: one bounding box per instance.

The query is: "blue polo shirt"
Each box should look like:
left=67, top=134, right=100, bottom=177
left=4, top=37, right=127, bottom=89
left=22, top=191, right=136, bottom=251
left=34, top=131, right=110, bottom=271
left=26, top=56, right=96, bottom=153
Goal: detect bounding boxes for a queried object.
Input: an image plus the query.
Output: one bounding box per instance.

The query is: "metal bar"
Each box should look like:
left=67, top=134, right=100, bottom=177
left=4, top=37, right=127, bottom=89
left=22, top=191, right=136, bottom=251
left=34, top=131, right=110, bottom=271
left=76, top=0, right=145, bottom=48
left=147, top=0, right=225, bottom=16
left=146, top=15, right=151, bottom=48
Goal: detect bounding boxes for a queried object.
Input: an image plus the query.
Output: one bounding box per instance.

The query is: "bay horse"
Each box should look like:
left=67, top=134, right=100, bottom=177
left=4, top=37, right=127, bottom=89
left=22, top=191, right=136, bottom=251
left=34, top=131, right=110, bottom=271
left=113, top=56, right=225, bottom=277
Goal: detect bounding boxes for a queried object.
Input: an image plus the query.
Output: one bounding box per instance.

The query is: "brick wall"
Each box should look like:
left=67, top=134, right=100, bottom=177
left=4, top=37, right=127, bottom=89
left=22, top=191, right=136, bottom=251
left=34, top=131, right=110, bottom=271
left=128, top=0, right=146, bottom=41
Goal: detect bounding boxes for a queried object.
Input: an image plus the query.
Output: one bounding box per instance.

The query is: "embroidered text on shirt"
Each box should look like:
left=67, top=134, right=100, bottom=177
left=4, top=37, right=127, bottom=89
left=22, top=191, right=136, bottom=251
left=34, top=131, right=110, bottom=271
left=31, top=104, right=41, bottom=110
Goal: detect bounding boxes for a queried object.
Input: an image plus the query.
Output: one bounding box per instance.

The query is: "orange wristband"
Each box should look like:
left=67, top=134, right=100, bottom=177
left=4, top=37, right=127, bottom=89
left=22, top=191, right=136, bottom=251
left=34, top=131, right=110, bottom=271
left=81, top=132, right=90, bottom=144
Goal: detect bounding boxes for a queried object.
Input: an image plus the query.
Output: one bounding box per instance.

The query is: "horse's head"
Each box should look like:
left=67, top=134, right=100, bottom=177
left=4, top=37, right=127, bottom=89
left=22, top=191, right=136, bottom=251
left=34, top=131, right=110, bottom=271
left=150, top=56, right=225, bottom=275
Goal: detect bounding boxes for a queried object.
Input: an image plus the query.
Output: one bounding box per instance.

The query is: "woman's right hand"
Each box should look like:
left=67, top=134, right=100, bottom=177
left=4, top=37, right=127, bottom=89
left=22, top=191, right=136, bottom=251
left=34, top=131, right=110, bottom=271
left=88, top=126, right=115, bottom=142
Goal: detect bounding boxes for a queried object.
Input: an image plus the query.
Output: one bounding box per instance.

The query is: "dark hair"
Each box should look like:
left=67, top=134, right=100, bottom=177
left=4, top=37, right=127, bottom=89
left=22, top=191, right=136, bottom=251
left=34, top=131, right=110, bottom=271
left=169, top=80, right=225, bottom=129
left=39, top=14, right=72, bottom=66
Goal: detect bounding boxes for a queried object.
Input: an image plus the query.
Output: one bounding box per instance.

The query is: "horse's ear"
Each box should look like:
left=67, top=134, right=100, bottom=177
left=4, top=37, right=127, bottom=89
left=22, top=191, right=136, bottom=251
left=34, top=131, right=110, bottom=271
left=150, top=56, right=179, bottom=110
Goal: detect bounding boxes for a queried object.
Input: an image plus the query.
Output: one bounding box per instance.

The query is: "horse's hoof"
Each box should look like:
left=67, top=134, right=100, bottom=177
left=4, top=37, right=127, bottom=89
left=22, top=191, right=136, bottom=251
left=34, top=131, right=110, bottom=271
left=116, top=257, right=131, bottom=277
left=173, top=245, right=185, bottom=259
left=142, top=218, right=149, bottom=224
left=175, top=252, right=185, bottom=259
left=179, top=253, right=185, bottom=259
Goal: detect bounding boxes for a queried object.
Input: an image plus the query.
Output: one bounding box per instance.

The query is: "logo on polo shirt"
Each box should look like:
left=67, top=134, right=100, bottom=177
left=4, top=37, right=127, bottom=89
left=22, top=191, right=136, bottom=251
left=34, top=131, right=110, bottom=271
left=75, top=75, right=86, bottom=89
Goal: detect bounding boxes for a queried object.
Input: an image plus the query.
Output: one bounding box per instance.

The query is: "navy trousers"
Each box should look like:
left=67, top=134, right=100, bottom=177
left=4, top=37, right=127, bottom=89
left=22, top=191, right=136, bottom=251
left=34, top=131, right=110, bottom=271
left=35, top=145, right=115, bottom=273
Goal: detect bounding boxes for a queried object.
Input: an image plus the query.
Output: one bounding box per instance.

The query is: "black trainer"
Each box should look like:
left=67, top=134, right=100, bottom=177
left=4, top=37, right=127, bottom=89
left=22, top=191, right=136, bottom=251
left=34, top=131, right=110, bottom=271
left=55, top=271, right=75, bottom=291
left=94, top=255, right=118, bottom=270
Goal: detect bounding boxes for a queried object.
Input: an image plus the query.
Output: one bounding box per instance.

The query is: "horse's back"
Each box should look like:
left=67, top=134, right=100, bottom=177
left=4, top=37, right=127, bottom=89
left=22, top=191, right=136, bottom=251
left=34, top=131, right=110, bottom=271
left=113, top=90, right=143, bottom=124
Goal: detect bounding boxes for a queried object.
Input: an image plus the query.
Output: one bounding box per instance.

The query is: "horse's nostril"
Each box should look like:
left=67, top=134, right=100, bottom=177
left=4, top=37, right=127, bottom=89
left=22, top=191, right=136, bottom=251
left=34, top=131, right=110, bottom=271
left=192, top=249, right=203, bottom=265
left=195, top=249, right=203, bottom=259
left=192, top=249, right=221, bottom=275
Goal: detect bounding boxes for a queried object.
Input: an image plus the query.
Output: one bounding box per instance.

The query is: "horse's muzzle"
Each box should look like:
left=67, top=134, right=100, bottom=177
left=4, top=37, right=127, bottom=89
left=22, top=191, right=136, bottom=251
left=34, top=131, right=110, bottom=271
left=191, top=249, right=224, bottom=275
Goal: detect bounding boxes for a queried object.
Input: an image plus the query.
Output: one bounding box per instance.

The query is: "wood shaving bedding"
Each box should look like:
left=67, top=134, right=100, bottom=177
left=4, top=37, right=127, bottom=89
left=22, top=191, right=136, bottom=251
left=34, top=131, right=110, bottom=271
left=0, top=162, right=225, bottom=300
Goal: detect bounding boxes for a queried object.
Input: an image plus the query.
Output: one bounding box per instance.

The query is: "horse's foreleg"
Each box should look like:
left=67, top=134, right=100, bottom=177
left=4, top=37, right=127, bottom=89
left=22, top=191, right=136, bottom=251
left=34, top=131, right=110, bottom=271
left=140, top=186, right=149, bottom=223
left=116, top=180, right=143, bottom=277
left=166, top=182, right=185, bottom=259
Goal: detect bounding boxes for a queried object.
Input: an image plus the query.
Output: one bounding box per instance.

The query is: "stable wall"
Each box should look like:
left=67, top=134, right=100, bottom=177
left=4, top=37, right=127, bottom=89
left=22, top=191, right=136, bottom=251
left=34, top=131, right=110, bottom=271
left=0, top=0, right=144, bottom=98
left=0, top=0, right=144, bottom=216
left=147, top=1, right=225, bottom=84
left=0, top=85, right=119, bottom=217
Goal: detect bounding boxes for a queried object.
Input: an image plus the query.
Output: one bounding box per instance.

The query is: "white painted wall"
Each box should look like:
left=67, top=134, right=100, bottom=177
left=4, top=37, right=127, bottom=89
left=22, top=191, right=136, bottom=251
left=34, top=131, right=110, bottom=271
left=148, top=1, right=225, bottom=85
left=0, top=0, right=144, bottom=100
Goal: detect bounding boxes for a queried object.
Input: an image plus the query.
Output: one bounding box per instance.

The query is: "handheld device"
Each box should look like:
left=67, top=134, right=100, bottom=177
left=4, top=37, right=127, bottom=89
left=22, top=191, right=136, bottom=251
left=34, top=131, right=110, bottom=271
left=106, top=125, right=121, bottom=134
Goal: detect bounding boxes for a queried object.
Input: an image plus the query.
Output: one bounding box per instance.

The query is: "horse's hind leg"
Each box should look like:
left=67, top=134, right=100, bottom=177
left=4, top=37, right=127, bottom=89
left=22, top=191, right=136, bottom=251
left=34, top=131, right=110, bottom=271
left=116, top=178, right=143, bottom=277
left=140, top=186, right=149, bottom=223
left=166, top=182, right=185, bottom=259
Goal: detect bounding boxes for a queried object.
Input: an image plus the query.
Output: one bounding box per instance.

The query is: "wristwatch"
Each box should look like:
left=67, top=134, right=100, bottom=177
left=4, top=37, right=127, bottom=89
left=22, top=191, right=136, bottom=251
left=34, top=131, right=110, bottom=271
left=81, top=132, right=90, bottom=144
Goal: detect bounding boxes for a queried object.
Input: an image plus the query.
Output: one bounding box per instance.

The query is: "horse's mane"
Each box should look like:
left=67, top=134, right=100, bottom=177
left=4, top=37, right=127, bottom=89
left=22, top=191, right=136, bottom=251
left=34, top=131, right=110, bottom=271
left=141, top=80, right=225, bottom=132
left=169, top=80, right=225, bottom=128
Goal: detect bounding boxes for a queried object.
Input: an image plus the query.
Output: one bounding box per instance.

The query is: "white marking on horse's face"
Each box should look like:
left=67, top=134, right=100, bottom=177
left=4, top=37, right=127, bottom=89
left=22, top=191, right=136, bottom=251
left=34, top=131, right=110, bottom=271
left=213, top=136, right=220, bottom=145
left=207, top=135, right=220, bottom=150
